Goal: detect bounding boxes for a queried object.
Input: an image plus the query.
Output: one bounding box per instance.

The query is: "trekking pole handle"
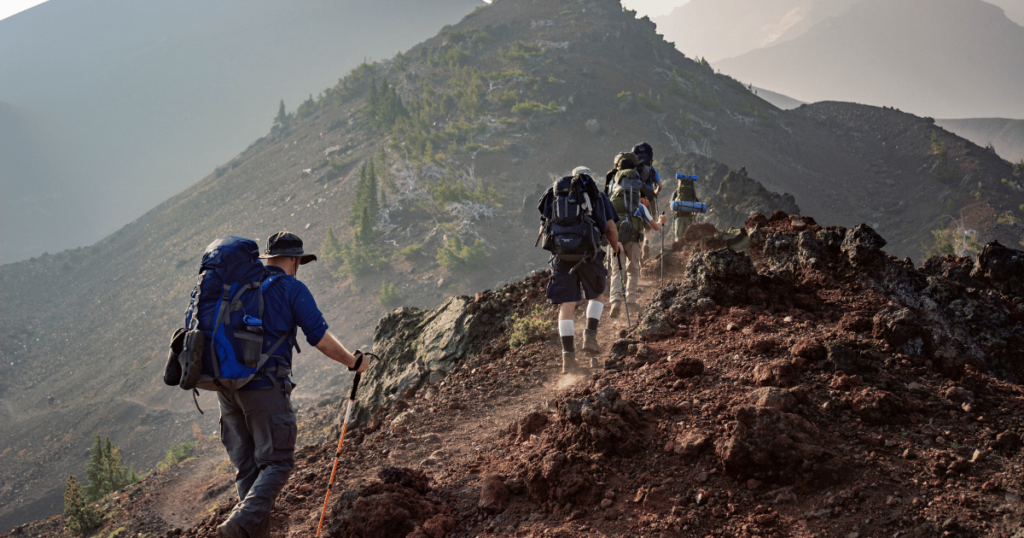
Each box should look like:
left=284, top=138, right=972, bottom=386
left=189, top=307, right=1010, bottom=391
left=349, top=373, right=361, bottom=401
left=347, top=352, right=378, bottom=398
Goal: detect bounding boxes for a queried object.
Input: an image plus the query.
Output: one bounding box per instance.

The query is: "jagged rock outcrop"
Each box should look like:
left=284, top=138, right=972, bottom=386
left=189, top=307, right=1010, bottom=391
left=633, top=219, right=1024, bottom=384
left=354, top=271, right=548, bottom=423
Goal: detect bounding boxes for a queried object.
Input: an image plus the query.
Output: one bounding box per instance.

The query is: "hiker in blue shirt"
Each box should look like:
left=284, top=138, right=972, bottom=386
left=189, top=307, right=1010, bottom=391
left=537, top=166, right=621, bottom=373
left=217, top=232, right=369, bottom=538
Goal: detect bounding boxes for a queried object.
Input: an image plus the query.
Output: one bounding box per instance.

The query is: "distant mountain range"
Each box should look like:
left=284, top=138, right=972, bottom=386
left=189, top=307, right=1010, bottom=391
left=0, top=0, right=483, bottom=264
left=936, top=118, right=1024, bottom=163
left=655, top=0, right=1024, bottom=120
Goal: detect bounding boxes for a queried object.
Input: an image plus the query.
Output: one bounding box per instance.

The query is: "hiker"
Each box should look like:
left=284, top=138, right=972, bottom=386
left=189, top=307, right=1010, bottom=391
left=216, top=231, right=369, bottom=538
left=632, top=142, right=663, bottom=260
left=538, top=166, right=621, bottom=373
left=606, top=153, right=665, bottom=317
left=672, top=171, right=702, bottom=241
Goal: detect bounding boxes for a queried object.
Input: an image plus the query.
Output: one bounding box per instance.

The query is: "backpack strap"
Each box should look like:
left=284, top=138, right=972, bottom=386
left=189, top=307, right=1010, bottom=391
left=209, top=282, right=239, bottom=383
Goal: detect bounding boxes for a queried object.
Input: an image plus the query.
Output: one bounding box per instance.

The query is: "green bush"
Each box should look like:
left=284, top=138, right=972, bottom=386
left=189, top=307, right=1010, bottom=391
left=436, top=236, right=488, bottom=271
left=64, top=475, right=103, bottom=535
left=637, top=93, right=664, bottom=113
left=157, top=440, right=195, bottom=470
left=378, top=281, right=402, bottom=306
left=509, top=306, right=552, bottom=348
left=396, top=244, right=424, bottom=259
left=511, top=100, right=544, bottom=116
left=500, top=41, right=544, bottom=63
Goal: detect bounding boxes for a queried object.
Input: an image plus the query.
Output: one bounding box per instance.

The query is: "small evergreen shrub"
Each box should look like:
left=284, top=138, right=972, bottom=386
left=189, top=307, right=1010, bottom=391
left=637, top=93, right=664, bottom=113
left=509, top=306, right=552, bottom=348
left=378, top=281, right=402, bottom=306
left=64, top=475, right=103, bottom=535
left=436, top=236, right=488, bottom=271
left=157, top=441, right=195, bottom=470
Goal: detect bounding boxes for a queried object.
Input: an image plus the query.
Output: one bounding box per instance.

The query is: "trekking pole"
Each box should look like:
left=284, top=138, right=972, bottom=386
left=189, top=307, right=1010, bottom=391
left=317, top=352, right=379, bottom=537
left=660, top=212, right=665, bottom=288
left=616, top=250, right=631, bottom=330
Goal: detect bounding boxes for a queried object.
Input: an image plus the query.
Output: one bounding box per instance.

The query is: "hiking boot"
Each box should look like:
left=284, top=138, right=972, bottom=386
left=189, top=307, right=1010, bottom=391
left=609, top=302, right=622, bottom=318
left=582, top=329, right=603, bottom=356
left=163, top=328, right=186, bottom=386
left=562, top=351, right=580, bottom=375
left=178, top=329, right=205, bottom=390
left=217, top=519, right=248, bottom=538
left=252, top=514, right=270, bottom=538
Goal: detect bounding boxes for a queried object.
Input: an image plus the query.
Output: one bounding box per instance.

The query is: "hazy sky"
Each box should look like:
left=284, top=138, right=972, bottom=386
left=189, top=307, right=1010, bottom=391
left=0, top=0, right=45, bottom=21
left=1, top=0, right=690, bottom=22
left=483, top=0, right=691, bottom=18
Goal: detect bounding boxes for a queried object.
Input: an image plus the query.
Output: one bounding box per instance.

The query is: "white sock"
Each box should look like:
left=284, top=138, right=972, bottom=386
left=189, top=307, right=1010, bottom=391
left=559, top=319, right=574, bottom=337
left=586, top=300, right=604, bottom=321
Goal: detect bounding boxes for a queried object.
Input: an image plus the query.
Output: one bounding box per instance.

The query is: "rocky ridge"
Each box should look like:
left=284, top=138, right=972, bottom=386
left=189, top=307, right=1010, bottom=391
left=6, top=214, right=1024, bottom=538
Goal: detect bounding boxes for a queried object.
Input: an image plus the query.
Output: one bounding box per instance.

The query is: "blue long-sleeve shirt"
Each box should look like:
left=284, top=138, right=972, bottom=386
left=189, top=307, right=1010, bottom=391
left=243, top=265, right=328, bottom=389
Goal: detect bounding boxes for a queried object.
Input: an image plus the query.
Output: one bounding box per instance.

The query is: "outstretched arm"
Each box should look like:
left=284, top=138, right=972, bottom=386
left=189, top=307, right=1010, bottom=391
left=315, top=331, right=369, bottom=373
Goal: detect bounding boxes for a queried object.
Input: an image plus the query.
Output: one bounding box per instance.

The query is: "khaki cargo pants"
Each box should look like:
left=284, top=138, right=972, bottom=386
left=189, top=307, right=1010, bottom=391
left=608, top=242, right=642, bottom=304
left=219, top=383, right=296, bottom=536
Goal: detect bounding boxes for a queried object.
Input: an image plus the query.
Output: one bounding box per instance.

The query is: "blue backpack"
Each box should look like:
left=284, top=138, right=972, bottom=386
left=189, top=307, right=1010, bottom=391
left=173, top=236, right=289, bottom=394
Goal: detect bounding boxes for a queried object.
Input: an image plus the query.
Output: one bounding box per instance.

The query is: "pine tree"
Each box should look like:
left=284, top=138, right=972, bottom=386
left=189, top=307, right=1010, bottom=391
left=321, top=227, right=343, bottom=263
left=85, top=435, right=106, bottom=501
left=85, top=435, right=132, bottom=501
left=355, top=207, right=377, bottom=246
left=64, top=475, right=103, bottom=534
left=275, top=100, right=287, bottom=125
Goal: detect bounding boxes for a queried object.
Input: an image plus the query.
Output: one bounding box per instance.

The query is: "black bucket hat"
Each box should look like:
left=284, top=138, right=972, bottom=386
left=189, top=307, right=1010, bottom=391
left=259, top=231, right=317, bottom=264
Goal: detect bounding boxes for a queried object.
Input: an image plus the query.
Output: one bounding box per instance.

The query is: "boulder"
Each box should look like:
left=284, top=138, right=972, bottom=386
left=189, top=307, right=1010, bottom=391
left=846, top=387, right=901, bottom=425
left=672, top=431, right=711, bottom=459
left=752, top=359, right=798, bottom=387
left=970, top=241, right=1024, bottom=299
left=791, top=338, right=827, bottom=361
left=746, top=387, right=797, bottom=412
left=841, top=224, right=887, bottom=268
left=716, top=406, right=828, bottom=483
left=479, top=475, right=510, bottom=513
left=872, top=306, right=931, bottom=356
left=671, top=358, right=705, bottom=379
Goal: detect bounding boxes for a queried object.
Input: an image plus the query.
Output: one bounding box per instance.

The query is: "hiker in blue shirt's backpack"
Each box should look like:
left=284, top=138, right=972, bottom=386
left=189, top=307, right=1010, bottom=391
left=538, top=167, right=621, bottom=373
left=216, top=232, right=368, bottom=538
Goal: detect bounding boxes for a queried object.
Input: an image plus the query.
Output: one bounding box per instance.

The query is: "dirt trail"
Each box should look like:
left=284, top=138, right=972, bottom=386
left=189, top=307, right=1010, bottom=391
left=147, top=443, right=235, bottom=531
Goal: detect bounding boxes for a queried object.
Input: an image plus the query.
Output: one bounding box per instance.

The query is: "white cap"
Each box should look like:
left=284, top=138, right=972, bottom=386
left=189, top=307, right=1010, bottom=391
left=571, top=166, right=591, bottom=176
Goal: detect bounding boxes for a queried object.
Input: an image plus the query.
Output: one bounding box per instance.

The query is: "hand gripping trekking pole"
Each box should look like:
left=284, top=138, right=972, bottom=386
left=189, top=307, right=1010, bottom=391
left=316, top=351, right=379, bottom=537
left=616, top=250, right=631, bottom=330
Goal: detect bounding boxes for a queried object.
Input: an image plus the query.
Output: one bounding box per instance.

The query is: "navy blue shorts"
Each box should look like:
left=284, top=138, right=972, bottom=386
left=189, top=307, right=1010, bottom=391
left=546, top=251, right=608, bottom=304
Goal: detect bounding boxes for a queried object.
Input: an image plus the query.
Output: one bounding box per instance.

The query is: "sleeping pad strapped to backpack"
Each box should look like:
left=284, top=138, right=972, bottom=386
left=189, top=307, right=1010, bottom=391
left=165, top=236, right=289, bottom=396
